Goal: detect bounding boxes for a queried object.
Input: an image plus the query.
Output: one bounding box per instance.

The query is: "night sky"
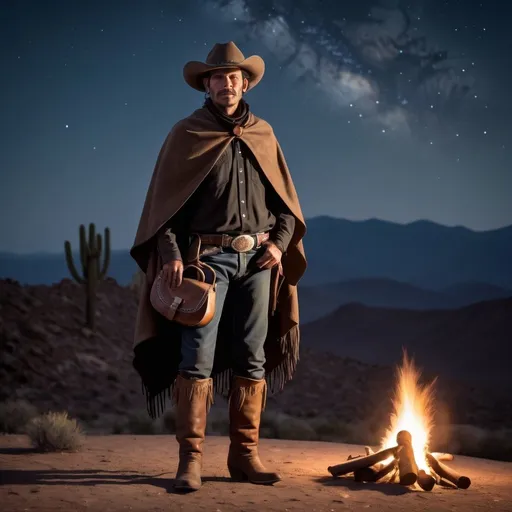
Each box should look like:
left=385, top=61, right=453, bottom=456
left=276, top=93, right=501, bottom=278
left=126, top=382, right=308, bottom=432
left=1, top=0, right=510, bottom=254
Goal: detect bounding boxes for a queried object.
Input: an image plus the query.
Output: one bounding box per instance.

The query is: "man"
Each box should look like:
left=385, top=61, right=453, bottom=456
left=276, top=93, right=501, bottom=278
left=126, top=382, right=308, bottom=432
left=129, top=41, right=307, bottom=493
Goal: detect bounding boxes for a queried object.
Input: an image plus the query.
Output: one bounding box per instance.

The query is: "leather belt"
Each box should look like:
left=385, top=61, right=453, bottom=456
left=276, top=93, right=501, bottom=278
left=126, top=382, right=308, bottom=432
left=198, top=232, right=269, bottom=253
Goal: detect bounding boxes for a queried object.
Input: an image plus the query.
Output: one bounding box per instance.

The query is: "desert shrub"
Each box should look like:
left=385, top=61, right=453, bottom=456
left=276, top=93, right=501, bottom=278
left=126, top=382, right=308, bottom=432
left=0, top=399, right=38, bottom=434
left=25, top=411, right=84, bottom=452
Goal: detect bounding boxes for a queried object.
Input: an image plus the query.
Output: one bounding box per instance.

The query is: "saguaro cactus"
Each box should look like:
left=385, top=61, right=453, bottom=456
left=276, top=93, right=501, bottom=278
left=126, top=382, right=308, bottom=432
left=64, top=223, right=111, bottom=331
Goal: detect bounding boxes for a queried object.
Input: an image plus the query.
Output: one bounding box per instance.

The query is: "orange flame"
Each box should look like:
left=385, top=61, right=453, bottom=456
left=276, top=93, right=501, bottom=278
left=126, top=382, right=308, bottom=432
left=380, top=351, right=436, bottom=472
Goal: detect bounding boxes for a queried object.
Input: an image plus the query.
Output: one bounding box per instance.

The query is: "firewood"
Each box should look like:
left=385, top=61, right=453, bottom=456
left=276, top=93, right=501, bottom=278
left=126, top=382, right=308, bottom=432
left=364, top=446, right=375, bottom=456
left=388, top=465, right=399, bottom=483
left=431, top=452, right=454, bottom=462
left=354, top=446, right=382, bottom=481
left=417, top=469, right=436, bottom=491
left=328, top=446, right=402, bottom=477
left=428, top=467, right=441, bottom=484
left=426, top=453, right=471, bottom=489
left=355, top=458, right=398, bottom=482
left=396, top=430, right=419, bottom=486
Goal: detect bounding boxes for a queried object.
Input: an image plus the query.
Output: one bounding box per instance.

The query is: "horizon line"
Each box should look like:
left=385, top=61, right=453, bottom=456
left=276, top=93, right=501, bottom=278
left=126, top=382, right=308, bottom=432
left=1, top=215, right=511, bottom=256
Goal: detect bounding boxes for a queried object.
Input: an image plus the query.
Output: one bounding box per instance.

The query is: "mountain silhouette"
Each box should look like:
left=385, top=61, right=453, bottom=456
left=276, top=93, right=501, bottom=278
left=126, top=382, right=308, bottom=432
left=298, top=277, right=512, bottom=323
left=1, top=217, right=511, bottom=293
left=300, top=297, right=512, bottom=388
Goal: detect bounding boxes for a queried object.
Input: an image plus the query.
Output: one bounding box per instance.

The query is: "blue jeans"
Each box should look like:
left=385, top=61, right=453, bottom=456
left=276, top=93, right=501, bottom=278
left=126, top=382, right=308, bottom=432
left=179, top=247, right=272, bottom=380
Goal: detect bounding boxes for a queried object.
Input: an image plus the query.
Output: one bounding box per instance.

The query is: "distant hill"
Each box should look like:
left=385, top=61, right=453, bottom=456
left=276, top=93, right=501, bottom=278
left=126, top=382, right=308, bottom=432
left=298, top=278, right=512, bottom=323
left=0, top=278, right=509, bottom=433
left=0, top=250, right=138, bottom=286
left=1, top=217, right=511, bottom=290
left=301, top=217, right=512, bottom=288
left=441, top=281, right=512, bottom=303
left=300, top=297, right=512, bottom=388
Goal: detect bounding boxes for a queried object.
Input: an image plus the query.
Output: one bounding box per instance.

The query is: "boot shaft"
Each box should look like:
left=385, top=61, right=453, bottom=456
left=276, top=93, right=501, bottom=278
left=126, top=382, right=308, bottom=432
left=174, top=374, right=213, bottom=452
left=228, top=376, right=267, bottom=446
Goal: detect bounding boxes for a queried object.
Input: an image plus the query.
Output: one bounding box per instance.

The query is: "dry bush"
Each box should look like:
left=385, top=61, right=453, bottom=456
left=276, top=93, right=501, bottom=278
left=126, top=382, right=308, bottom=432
left=25, top=411, right=84, bottom=452
left=0, top=399, right=38, bottom=434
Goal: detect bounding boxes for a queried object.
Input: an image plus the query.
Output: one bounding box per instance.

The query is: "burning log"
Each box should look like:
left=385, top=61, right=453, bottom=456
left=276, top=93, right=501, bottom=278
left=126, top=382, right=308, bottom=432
left=417, top=469, right=436, bottom=491
left=354, top=445, right=399, bottom=483
left=328, top=446, right=402, bottom=477
left=426, top=453, right=471, bottom=489
left=354, top=458, right=398, bottom=483
left=396, top=430, right=418, bottom=486
left=431, top=452, right=454, bottom=462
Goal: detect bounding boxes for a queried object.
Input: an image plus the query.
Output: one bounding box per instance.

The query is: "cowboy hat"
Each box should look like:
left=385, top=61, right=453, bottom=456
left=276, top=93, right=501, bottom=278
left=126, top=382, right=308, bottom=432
left=183, top=41, right=265, bottom=92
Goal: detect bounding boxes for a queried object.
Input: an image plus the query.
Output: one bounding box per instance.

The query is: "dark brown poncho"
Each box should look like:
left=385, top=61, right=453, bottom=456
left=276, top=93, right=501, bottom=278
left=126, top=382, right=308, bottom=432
left=130, top=104, right=307, bottom=418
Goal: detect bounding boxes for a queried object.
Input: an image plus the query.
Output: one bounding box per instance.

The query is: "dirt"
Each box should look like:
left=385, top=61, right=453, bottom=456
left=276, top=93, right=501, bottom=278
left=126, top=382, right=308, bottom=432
left=1, top=435, right=511, bottom=512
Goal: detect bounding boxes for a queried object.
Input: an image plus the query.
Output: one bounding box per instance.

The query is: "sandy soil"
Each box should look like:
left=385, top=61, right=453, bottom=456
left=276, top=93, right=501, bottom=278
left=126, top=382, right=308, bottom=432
left=1, top=434, right=511, bottom=512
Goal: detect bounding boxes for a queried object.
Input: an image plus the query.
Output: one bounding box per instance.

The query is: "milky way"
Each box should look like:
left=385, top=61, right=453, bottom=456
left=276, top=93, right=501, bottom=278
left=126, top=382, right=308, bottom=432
left=204, top=0, right=481, bottom=140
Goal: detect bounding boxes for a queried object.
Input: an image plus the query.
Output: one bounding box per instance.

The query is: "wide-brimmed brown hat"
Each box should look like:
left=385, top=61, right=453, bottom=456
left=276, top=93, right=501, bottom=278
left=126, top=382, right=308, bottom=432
left=183, top=41, right=265, bottom=92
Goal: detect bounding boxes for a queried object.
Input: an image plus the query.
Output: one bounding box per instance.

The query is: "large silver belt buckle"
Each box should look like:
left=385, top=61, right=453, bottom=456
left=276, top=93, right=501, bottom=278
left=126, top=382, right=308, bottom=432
left=230, top=234, right=255, bottom=253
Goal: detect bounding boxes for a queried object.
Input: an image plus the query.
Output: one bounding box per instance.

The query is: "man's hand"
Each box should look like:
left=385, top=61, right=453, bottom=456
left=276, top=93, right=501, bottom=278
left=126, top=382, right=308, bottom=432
left=162, top=259, right=184, bottom=288
left=255, top=241, right=282, bottom=269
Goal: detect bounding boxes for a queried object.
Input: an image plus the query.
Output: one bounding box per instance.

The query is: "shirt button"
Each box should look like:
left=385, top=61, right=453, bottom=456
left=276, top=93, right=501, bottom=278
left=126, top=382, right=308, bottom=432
left=241, top=200, right=245, bottom=203
left=240, top=181, right=243, bottom=184
left=242, top=214, right=246, bottom=218
left=239, top=169, right=243, bottom=172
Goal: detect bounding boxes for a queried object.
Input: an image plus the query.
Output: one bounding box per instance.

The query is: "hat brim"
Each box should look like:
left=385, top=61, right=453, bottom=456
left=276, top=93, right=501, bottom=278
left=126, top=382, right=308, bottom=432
left=183, top=55, right=265, bottom=92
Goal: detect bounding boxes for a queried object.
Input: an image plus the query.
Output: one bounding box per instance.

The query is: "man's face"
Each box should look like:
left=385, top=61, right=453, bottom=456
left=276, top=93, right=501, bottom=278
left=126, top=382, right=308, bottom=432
left=204, top=68, right=248, bottom=108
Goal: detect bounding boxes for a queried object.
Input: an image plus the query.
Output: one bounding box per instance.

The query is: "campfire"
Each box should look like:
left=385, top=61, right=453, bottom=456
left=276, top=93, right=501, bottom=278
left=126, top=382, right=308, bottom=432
left=327, top=353, right=471, bottom=491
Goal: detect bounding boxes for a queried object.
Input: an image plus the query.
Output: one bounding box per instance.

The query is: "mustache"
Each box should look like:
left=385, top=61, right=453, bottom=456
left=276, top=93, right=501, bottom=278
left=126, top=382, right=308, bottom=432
left=219, top=89, right=236, bottom=95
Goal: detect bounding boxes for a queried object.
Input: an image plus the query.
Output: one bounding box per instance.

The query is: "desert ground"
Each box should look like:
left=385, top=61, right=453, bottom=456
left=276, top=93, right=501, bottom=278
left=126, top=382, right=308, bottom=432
left=1, top=435, right=511, bottom=512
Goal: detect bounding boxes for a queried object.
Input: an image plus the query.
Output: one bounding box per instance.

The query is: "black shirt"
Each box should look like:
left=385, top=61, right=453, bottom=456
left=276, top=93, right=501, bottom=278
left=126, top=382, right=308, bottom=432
left=157, top=100, right=296, bottom=263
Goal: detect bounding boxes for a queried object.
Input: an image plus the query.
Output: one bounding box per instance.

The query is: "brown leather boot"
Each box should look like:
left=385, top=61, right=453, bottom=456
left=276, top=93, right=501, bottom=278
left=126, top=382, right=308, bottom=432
left=227, top=376, right=281, bottom=485
left=173, top=374, right=213, bottom=492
